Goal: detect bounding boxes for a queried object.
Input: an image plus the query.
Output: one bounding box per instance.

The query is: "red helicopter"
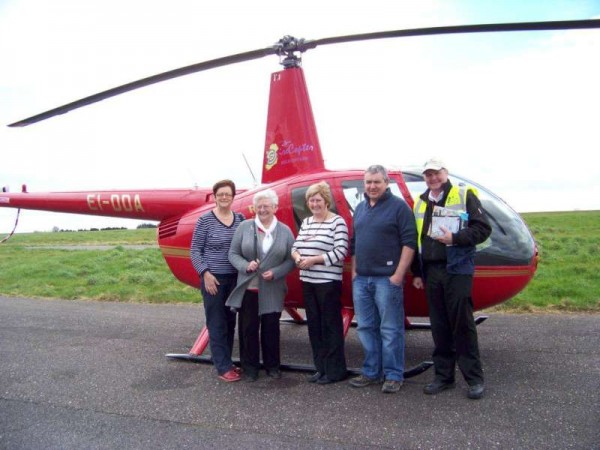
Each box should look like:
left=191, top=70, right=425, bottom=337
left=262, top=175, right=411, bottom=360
left=3, top=19, right=599, bottom=375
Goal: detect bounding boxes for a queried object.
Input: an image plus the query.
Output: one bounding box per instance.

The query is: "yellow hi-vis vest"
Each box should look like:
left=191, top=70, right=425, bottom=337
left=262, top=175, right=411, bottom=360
left=413, top=185, right=478, bottom=253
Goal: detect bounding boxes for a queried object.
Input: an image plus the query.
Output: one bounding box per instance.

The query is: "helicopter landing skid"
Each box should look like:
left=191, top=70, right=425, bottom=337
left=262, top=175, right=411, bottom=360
left=165, top=353, right=433, bottom=379
left=282, top=315, right=490, bottom=330
left=406, top=315, right=488, bottom=330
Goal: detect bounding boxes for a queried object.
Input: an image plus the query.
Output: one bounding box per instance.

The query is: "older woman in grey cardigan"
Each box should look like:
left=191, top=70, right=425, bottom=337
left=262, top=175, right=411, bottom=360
left=226, top=189, right=295, bottom=381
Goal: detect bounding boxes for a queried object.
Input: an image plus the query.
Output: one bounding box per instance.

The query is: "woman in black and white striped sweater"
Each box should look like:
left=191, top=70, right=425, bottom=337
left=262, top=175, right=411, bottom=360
left=291, top=181, right=349, bottom=384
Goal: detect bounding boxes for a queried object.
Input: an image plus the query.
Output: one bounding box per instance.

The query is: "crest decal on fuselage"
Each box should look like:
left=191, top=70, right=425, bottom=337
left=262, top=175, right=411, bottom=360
left=265, top=143, right=279, bottom=170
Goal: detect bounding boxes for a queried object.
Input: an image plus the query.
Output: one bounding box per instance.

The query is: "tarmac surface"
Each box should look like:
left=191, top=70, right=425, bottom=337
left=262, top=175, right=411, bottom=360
left=1, top=296, right=598, bottom=449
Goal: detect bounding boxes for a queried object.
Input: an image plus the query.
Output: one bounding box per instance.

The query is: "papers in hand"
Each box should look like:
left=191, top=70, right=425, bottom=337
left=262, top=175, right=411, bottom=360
left=428, top=206, right=469, bottom=238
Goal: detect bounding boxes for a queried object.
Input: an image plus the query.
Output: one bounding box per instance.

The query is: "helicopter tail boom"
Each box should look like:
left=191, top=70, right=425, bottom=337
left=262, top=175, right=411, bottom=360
left=0, top=188, right=215, bottom=222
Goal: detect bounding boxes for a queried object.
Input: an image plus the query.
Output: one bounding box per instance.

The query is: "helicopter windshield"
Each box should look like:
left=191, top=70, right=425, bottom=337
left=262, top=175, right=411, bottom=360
left=400, top=171, right=535, bottom=266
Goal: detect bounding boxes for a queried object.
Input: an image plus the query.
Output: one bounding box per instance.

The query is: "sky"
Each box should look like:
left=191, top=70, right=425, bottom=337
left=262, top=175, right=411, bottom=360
left=1, top=0, right=599, bottom=233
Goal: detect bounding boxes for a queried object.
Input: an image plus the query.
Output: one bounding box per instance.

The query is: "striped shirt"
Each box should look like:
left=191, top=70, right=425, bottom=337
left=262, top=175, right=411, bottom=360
left=190, top=210, right=245, bottom=276
left=291, top=214, right=349, bottom=283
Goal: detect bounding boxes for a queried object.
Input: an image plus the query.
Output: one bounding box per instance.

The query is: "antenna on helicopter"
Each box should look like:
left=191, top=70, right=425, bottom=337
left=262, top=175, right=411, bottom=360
left=186, top=169, right=200, bottom=190
left=0, top=209, right=21, bottom=244
left=242, top=153, right=258, bottom=187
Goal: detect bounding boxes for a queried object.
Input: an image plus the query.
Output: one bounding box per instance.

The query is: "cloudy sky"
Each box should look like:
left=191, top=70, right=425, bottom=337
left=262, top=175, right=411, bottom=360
left=1, top=0, right=599, bottom=233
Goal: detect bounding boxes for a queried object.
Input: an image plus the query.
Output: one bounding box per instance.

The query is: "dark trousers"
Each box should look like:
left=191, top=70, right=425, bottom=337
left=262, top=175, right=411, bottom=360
left=425, top=264, right=484, bottom=386
left=238, top=290, right=281, bottom=376
left=302, top=280, right=347, bottom=381
left=201, top=274, right=237, bottom=375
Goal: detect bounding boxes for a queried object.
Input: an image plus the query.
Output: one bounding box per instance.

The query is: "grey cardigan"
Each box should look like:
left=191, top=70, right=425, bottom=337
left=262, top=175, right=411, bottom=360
left=226, top=219, right=295, bottom=315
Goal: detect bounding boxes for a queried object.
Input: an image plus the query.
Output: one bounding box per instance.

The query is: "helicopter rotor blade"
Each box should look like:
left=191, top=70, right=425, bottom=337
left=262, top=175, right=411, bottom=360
left=304, top=19, right=600, bottom=50
left=9, top=19, right=600, bottom=128
left=8, top=47, right=278, bottom=128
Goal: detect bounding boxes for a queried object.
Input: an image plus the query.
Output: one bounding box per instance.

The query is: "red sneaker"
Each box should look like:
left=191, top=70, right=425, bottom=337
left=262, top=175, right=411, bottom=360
left=218, top=369, right=241, bottom=382
left=232, top=366, right=243, bottom=375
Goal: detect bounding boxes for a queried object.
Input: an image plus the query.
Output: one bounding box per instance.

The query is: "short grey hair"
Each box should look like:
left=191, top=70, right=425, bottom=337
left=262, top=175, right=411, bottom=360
left=253, top=188, right=279, bottom=207
left=364, top=165, right=389, bottom=182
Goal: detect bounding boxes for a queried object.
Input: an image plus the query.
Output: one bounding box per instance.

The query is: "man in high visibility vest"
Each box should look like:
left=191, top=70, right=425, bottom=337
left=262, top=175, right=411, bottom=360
left=412, top=158, right=491, bottom=399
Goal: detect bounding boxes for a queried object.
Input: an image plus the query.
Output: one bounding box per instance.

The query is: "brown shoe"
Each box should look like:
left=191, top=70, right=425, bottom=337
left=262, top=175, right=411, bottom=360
left=381, top=380, right=403, bottom=393
left=349, top=374, right=382, bottom=388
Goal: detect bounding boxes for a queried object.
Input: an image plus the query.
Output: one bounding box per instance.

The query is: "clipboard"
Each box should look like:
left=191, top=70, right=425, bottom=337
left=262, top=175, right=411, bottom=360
left=428, top=206, right=468, bottom=238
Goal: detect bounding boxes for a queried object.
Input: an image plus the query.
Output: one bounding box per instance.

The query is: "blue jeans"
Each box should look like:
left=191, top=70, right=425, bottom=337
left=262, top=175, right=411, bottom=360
left=352, top=275, right=405, bottom=381
left=201, top=274, right=237, bottom=375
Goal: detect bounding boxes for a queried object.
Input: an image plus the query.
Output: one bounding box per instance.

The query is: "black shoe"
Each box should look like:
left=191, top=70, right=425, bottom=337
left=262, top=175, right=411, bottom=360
left=423, top=380, right=456, bottom=395
left=307, top=372, right=322, bottom=383
left=266, top=368, right=282, bottom=379
left=467, top=384, right=484, bottom=399
left=244, top=372, right=258, bottom=382
left=316, top=375, right=334, bottom=385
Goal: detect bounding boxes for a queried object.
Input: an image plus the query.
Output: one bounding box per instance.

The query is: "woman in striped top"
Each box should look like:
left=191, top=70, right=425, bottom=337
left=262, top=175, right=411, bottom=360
left=291, top=181, right=349, bottom=384
left=190, top=179, right=245, bottom=382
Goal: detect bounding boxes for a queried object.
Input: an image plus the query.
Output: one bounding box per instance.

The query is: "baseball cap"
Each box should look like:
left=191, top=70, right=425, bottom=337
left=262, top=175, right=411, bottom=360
left=422, top=157, right=447, bottom=173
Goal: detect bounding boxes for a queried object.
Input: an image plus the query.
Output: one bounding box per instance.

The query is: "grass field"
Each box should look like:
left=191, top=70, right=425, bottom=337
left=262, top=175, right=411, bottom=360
left=494, top=210, right=600, bottom=312
left=1, top=211, right=598, bottom=312
left=0, top=228, right=199, bottom=303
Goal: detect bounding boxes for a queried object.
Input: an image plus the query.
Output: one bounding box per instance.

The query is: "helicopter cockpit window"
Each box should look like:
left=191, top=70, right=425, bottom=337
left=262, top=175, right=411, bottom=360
left=402, top=170, right=535, bottom=266
left=291, top=185, right=338, bottom=230
left=342, top=179, right=404, bottom=216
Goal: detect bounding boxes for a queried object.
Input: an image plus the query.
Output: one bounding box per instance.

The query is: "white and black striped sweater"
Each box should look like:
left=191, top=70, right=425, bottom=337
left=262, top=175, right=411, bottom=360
left=291, top=214, right=349, bottom=283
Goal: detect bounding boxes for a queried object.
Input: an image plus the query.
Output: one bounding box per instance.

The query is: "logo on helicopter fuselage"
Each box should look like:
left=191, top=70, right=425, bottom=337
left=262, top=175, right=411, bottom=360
left=265, top=140, right=315, bottom=171
left=265, top=143, right=279, bottom=170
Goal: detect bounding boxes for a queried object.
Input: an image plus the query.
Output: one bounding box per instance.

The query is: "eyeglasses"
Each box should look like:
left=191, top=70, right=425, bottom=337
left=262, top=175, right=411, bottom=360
left=216, top=193, right=233, bottom=198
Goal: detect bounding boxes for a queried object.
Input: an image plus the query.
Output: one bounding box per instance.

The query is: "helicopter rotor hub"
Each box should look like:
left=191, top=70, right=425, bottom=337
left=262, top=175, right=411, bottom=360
left=275, top=35, right=310, bottom=68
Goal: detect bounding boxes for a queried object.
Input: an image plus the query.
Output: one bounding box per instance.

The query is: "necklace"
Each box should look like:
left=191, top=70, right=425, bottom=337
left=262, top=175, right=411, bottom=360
left=301, top=215, right=328, bottom=241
